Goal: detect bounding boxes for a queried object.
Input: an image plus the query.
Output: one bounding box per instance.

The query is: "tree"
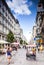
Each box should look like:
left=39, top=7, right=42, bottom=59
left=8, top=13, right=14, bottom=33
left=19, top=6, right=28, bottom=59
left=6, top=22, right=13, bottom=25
left=20, top=38, right=28, bottom=45
left=20, top=38, right=23, bottom=45
left=24, top=41, right=28, bottom=45
left=7, top=31, right=14, bottom=43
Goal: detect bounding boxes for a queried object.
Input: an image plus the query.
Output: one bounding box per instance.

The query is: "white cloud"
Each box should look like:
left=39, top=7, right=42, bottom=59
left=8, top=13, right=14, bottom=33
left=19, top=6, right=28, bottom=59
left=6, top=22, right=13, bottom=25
left=6, top=0, right=32, bottom=15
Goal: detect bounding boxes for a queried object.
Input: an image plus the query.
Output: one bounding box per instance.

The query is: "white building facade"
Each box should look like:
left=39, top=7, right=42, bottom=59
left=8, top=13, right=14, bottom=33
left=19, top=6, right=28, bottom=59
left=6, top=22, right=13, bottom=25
left=0, top=0, right=23, bottom=41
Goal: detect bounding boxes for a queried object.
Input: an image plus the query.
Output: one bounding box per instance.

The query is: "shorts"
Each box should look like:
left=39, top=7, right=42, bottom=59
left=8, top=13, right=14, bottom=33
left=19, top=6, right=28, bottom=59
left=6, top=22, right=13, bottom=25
left=7, top=55, right=11, bottom=59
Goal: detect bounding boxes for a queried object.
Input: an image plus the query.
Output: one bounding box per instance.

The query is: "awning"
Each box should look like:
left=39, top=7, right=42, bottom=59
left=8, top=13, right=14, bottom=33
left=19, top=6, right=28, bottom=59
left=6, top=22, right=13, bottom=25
left=35, top=35, right=42, bottom=40
left=11, top=42, right=19, bottom=45
left=26, top=44, right=36, bottom=47
left=0, top=40, right=9, bottom=44
left=37, top=38, right=44, bottom=43
left=36, top=35, right=42, bottom=38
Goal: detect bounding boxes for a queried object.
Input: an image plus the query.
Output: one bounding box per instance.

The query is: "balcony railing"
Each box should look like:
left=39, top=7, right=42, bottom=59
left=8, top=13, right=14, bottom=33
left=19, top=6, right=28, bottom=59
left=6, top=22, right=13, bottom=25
left=37, top=7, right=44, bottom=12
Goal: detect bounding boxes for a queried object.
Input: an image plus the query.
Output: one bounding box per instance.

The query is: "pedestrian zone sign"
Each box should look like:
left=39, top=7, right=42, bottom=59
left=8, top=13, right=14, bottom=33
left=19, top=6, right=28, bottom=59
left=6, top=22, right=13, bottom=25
left=34, top=38, right=36, bottom=40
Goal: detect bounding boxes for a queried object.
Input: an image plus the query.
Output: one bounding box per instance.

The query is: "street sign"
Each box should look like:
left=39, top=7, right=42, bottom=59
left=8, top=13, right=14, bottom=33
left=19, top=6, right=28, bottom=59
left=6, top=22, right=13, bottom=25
left=34, top=38, right=36, bottom=40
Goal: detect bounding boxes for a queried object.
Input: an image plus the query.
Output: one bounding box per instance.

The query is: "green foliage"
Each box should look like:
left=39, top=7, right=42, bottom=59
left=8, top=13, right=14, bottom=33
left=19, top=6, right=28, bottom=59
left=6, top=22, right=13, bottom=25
left=24, top=41, right=28, bottom=45
left=20, top=38, right=28, bottom=45
left=20, top=38, right=23, bottom=45
left=7, top=31, right=14, bottom=43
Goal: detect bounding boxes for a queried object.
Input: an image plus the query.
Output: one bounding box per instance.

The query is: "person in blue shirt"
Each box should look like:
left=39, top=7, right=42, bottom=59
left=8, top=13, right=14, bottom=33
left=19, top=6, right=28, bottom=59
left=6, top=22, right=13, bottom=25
left=7, top=47, right=12, bottom=64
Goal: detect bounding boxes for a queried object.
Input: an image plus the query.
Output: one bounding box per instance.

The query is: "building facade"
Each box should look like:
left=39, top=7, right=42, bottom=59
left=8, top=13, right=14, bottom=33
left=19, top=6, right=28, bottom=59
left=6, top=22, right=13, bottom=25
left=14, top=19, right=23, bottom=42
left=36, top=0, right=44, bottom=45
left=0, top=0, right=23, bottom=42
left=33, top=26, right=37, bottom=38
left=32, top=25, right=37, bottom=43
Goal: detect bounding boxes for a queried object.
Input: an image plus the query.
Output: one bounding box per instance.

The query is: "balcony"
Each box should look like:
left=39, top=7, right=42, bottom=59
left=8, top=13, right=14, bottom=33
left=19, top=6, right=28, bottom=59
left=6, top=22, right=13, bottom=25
left=36, top=27, right=41, bottom=35
left=37, top=7, right=44, bottom=12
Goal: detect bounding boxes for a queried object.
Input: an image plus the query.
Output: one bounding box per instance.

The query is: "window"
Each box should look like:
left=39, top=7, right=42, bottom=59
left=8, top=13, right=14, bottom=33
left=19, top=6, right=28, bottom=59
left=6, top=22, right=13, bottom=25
left=38, top=4, right=42, bottom=7
left=36, top=28, right=40, bottom=34
left=0, top=1, right=1, bottom=8
left=2, top=8, right=4, bottom=12
left=0, top=12, right=1, bottom=16
left=8, top=16, right=10, bottom=19
left=6, top=19, right=7, bottom=24
left=2, top=36, right=4, bottom=40
left=2, top=26, right=4, bottom=32
left=6, top=12, right=7, bottom=16
left=0, top=4, right=1, bottom=7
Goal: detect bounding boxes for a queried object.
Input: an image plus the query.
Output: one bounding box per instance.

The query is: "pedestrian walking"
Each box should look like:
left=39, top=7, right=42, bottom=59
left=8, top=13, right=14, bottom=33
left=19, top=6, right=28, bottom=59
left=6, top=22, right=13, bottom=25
left=10, top=46, right=12, bottom=52
left=7, top=47, right=12, bottom=64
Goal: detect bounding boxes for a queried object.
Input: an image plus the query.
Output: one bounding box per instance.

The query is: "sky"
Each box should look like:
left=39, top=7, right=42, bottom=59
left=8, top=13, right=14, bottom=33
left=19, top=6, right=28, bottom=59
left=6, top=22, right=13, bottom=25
left=6, top=0, right=38, bottom=42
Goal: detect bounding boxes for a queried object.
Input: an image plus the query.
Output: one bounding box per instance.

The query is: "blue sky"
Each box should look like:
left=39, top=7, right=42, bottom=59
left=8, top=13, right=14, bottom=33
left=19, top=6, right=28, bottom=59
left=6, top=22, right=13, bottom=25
left=6, top=0, right=38, bottom=42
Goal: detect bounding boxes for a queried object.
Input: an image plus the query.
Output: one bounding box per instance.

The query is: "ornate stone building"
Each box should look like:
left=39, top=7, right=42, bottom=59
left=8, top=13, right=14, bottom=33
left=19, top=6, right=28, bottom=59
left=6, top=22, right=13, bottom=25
left=36, top=0, right=44, bottom=45
left=0, top=0, right=23, bottom=42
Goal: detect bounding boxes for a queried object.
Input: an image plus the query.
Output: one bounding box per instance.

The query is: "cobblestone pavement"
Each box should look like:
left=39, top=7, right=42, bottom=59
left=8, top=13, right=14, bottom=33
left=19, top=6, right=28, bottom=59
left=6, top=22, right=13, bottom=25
left=0, top=48, right=44, bottom=65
